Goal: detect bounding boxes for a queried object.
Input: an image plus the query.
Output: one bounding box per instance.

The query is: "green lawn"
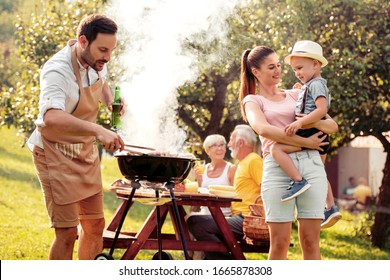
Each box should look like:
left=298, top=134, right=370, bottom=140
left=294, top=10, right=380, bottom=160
left=0, top=126, right=389, bottom=260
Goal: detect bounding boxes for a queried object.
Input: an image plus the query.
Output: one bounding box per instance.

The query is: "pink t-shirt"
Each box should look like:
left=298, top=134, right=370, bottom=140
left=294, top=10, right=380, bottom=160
left=243, top=89, right=299, bottom=156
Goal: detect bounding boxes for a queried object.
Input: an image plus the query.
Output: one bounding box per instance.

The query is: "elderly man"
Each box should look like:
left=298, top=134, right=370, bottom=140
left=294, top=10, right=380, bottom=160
left=187, top=124, right=263, bottom=259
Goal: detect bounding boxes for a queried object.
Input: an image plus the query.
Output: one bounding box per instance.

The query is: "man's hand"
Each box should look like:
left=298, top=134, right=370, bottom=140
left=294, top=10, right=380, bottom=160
left=101, top=82, right=126, bottom=115
left=96, top=127, right=125, bottom=151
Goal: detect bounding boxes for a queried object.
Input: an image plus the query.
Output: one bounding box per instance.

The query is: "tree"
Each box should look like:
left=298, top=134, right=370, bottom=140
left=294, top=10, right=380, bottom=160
left=0, top=0, right=21, bottom=42
left=0, top=0, right=23, bottom=126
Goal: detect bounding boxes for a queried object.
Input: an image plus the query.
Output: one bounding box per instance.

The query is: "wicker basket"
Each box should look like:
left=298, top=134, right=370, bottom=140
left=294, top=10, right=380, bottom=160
left=243, top=195, right=270, bottom=241
left=243, top=215, right=270, bottom=240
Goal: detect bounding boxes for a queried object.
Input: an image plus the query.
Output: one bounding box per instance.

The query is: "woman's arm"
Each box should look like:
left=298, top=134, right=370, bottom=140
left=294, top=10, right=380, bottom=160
left=245, top=102, right=327, bottom=150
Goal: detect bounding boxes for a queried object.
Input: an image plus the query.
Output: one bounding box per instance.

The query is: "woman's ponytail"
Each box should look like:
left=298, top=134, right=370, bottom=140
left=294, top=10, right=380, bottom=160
left=239, top=46, right=276, bottom=121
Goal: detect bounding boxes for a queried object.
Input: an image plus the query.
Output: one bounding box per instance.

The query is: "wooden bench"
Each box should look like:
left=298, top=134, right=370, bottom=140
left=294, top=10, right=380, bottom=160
left=103, top=229, right=271, bottom=257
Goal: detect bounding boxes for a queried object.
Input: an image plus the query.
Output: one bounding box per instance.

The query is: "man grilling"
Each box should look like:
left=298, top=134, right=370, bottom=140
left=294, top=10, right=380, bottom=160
left=27, top=14, right=124, bottom=260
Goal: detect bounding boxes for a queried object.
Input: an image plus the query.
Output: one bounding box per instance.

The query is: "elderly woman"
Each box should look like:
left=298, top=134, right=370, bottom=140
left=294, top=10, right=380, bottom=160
left=194, top=134, right=236, bottom=216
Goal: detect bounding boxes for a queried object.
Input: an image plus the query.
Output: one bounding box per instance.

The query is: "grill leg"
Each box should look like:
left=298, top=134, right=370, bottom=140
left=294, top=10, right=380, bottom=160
left=109, top=180, right=140, bottom=256
left=166, top=182, right=191, bottom=260
left=155, top=189, right=163, bottom=260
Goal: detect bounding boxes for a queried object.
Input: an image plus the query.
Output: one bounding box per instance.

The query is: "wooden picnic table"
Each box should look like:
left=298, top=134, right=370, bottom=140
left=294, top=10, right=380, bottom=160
left=102, top=188, right=270, bottom=260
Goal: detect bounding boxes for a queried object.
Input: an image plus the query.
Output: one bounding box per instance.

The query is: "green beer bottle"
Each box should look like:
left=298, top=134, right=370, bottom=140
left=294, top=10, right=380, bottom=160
left=111, top=86, right=121, bottom=130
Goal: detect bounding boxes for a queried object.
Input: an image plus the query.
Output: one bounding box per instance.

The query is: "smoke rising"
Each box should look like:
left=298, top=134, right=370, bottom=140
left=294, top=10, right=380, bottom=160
left=108, top=0, right=241, bottom=153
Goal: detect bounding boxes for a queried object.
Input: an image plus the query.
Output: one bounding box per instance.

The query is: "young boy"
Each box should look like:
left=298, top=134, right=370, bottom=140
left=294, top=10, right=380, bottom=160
left=271, top=40, right=341, bottom=228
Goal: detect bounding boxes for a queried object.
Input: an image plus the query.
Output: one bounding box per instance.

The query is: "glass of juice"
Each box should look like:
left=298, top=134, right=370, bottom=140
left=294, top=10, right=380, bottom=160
left=195, top=160, right=206, bottom=174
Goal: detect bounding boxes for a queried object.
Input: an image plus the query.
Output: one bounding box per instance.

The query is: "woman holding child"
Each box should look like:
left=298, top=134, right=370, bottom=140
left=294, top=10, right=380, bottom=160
left=239, top=43, right=338, bottom=259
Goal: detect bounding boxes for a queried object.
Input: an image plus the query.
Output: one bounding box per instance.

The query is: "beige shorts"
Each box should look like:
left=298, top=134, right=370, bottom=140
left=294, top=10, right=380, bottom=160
left=32, top=146, right=104, bottom=228
left=262, top=150, right=327, bottom=222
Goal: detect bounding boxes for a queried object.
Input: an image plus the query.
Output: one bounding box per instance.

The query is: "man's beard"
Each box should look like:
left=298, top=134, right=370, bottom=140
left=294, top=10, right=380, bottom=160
left=81, top=46, right=107, bottom=72
left=230, top=146, right=238, bottom=159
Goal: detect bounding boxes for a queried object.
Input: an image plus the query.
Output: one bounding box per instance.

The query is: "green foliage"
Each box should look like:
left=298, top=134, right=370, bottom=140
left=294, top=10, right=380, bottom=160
left=0, top=0, right=20, bottom=42
left=352, top=211, right=375, bottom=239
left=319, top=0, right=389, bottom=144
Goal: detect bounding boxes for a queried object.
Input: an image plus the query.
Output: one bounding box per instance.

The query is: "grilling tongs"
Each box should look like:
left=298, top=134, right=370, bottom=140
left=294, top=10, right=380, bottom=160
left=124, top=144, right=156, bottom=151
left=123, top=143, right=156, bottom=155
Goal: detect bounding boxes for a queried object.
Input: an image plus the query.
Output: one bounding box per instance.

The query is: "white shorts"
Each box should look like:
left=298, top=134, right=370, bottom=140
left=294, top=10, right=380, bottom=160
left=261, top=150, right=327, bottom=222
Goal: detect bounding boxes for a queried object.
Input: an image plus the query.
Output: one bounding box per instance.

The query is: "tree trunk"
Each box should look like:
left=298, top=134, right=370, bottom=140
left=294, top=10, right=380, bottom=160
left=371, top=135, right=390, bottom=248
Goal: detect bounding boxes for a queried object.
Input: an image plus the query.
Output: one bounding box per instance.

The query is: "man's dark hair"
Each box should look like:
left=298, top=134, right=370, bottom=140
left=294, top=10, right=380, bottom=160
left=77, top=14, right=118, bottom=43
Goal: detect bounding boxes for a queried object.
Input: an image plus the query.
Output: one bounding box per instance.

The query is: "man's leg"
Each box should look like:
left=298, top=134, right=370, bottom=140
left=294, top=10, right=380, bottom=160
left=187, top=214, right=244, bottom=260
left=78, top=217, right=105, bottom=260
left=77, top=191, right=105, bottom=260
left=49, top=227, right=78, bottom=260
left=187, top=215, right=231, bottom=259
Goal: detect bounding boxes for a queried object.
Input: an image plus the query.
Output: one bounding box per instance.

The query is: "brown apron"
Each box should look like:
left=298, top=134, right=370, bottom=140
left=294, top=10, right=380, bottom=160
left=39, top=40, right=102, bottom=205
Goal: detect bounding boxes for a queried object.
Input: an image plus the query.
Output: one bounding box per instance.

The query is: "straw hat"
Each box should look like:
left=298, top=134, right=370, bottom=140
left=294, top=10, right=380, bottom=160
left=284, top=40, right=328, bottom=67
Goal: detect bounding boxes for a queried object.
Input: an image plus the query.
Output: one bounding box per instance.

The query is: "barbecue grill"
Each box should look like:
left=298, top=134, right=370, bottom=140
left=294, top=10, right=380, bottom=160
left=95, top=152, right=196, bottom=260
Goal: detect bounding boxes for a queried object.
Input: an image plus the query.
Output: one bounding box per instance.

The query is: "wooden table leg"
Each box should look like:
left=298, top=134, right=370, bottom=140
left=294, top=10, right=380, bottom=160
left=208, top=206, right=246, bottom=260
